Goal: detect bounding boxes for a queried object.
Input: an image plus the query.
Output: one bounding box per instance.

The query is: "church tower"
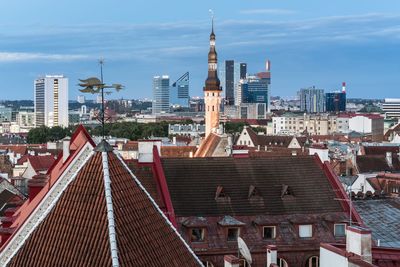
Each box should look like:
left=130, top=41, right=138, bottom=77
left=204, top=18, right=222, bottom=137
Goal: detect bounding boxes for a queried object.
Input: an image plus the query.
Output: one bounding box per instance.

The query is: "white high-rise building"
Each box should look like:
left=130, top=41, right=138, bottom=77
left=34, top=75, right=69, bottom=128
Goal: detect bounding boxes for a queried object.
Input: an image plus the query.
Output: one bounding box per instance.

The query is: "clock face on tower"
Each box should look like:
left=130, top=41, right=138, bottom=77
left=210, top=40, right=215, bottom=46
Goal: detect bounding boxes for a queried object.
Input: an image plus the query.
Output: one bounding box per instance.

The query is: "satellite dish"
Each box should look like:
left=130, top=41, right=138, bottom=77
left=238, top=237, right=252, bottom=265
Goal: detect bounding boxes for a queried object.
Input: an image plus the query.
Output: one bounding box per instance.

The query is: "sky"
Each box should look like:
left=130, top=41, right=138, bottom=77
left=1, top=0, right=400, bottom=100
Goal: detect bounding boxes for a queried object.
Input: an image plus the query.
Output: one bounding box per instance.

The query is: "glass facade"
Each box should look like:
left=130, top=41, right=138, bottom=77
left=170, top=72, right=189, bottom=107
left=241, top=76, right=270, bottom=111
left=152, top=75, right=170, bottom=114
left=0, top=105, right=12, bottom=123
left=299, top=87, right=325, bottom=113
left=325, top=92, right=346, bottom=112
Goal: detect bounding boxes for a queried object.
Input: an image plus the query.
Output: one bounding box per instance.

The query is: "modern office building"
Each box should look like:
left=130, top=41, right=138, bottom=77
left=170, top=72, right=189, bottom=107
left=240, top=63, right=247, bottom=79
left=240, top=72, right=270, bottom=111
left=34, top=75, right=69, bottom=128
left=326, top=92, right=346, bottom=112
left=299, top=86, right=325, bottom=113
left=222, top=60, right=243, bottom=106
left=382, top=98, right=400, bottom=119
left=152, top=75, right=170, bottom=114
left=0, top=106, right=12, bottom=123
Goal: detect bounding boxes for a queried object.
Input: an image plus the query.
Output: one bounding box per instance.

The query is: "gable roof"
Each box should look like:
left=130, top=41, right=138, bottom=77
left=356, top=155, right=400, bottom=173
left=161, top=155, right=344, bottom=217
left=194, top=133, right=222, bottom=157
left=27, top=155, right=55, bottom=173
left=0, top=145, right=27, bottom=156
left=243, top=127, right=307, bottom=148
left=2, top=145, right=202, bottom=267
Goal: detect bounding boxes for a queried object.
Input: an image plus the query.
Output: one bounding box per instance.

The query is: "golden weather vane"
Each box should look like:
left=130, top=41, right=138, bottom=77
left=78, top=59, right=124, bottom=139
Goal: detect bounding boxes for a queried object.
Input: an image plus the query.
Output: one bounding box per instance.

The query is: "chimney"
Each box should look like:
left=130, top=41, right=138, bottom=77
left=172, top=136, right=177, bottom=145
left=224, top=255, right=240, bottom=267
left=266, top=245, right=277, bottom=267
left=138, top=140, right=161, bottom=163
left=62, top=137, right=71, bottom=163
left=28, top=174, right=49, bottom=201
left=346, top=226, right=372, bottom=263
left=386, top=151, right=393, bottom=168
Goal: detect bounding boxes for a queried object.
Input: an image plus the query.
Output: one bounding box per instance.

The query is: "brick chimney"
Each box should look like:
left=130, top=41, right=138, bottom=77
left=224, top=255, right=240, bottom=267
left=346, top=226, right=372, bottom=263
left=386, top=151, right=393, bottom=168
left=266, top=245, right=278, bottom=267
left=28, top=174, right=49, bottom=201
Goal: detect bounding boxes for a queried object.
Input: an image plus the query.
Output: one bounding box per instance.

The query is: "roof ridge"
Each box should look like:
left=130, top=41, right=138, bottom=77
left=0, top=143, right=95, bottom=266
left=101, top=152, right=119, bottom=267
left=112, top=151, right=203, bottom=266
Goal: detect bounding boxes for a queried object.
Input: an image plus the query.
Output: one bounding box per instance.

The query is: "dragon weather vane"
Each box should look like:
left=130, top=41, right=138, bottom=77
left=78, top=59, right=124, bottom=139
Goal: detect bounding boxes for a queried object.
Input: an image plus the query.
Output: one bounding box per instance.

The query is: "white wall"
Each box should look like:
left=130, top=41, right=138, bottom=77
left=349, top=116, right=371, bottom=133
left=320, top=247, right=348, bottom=267
left=236, top=127, right=255, bottom=147
left=309, top=148, right=329, bottom=162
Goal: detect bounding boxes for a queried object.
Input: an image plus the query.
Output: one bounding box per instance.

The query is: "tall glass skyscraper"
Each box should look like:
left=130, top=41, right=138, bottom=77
left=326, top=92, right=346, bottom=112
left=241, top=75, right=270, bottom=111
left=34, top=75, right=69, bottom=128
left=152, top=75, right=170, bottom=114
left=299, top=87, right=325, bottom=113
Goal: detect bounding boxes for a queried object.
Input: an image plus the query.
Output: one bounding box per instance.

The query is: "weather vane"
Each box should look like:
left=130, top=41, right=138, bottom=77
left=78, top=59, right=124, bottom=140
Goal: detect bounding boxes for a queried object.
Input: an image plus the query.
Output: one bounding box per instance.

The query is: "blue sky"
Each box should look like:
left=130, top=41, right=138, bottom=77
left=1, top=0, right=400, bottom=100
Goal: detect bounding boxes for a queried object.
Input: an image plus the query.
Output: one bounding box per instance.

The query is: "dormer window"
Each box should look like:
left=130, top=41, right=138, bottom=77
left=334, top=224, right=346, bottom=237
left=215, top=186, right=226, bottom=199
left=227, top=227, right=239, bottom=241
left=248, top=185, right=260, bottom=198
left=281, top=184, right=294, bottom=199
left=190, top=228, right=205, bottom=242
left=263, top=226, right=276, bottom=239
left=299, top=224, right=313, bottom=238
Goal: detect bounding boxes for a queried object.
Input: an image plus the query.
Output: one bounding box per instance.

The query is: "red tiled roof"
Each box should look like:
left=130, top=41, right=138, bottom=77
left=161, top=146, right=197, bottom=158
left=194, top=133, right=221, bottom=157
left=28, top=155, right=55, bottom=173
left=5, top=149, right=201, bottom=267
left=363, top=146, right=399, bottom=155
left=122, top=141, right=138, bottom=151
left=0, top=146, right=27, bottom=156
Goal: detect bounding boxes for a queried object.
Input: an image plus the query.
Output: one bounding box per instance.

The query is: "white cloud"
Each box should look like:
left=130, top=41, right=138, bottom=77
left=0, top=52, right=89, bottom=62
left=240, top=9, right=296, bottom=15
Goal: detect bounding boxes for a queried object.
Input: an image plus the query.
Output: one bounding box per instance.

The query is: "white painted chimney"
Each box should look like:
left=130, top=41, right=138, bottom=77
left=224, top=255, right=240, bottom=267
left=172, top=136, right=177, bottom=145
left=386, top=152, right=393, bottom=168
left=346, top=226, right=372, bottom=263
left=138, top=140, right=161, bottom=163
left=266, top=245, right=277, bottom=267
left=62, top=137, right=71, bottom=163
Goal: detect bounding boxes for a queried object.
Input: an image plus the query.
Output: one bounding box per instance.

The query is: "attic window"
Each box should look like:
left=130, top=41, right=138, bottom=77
left=248, top=185, right=260, bottom=198
left=190, top=228, right=205, bottom=242
left=215, top=186, right=227, bottom=199
left=281, top=184, right=294, bottom=199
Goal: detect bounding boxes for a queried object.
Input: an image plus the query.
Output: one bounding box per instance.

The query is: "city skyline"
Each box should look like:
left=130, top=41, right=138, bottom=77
left=1, top=0, right=400, bottom=100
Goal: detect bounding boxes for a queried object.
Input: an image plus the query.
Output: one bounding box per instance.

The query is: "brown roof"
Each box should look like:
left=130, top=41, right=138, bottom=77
left=122, top=141, right=138, bottom=151
left=0, top=145, right=27, bottom=156
left=161, top=156, right=344, bottom=217
left=356, top=155, right=400, bottom=173
left=194, top=133, right=221, bottom=157
left=245, top=127, right=307, bottom=148
left=28, top=155, right=55, bottom=172
left=363, top=146, right=399, bottom=155
left=161, top=146, right=197, bottom=158
left=6, top=149, right=201, bottom=267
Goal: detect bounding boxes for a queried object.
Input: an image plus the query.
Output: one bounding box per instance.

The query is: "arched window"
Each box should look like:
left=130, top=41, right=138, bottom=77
left=306, top=256, right=319, bottom=267
left=208, top=106, right=210, bottom=112
left=278, top=258, right=288, bottom=267
left=212, top=106, right=214, bottom=111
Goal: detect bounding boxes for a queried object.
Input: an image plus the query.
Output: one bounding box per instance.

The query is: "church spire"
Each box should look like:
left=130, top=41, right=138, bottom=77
left=204, top=10, right=221, bottom=92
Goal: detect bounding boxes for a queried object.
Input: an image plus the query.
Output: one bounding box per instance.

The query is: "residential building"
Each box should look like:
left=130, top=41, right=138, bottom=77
left=382, top=98, right=400, bottom=119
left=299, top=86, right=325, bottom=113
left=170, top=72, right=190, bottom=107
left=169, top=123, right=205, bottom=137
left=272, top=113, right=338, bottom=135
left=346, top=114, right=384, bottom=141
left=129, top=144, right=356, bottom=267
left=34, top=75, right=69, bottom=128
left=16, top=111, right=35, bottom=129
left=152, top=75, right=170, bottom=114
left=224, top=103, right=267, bottom=120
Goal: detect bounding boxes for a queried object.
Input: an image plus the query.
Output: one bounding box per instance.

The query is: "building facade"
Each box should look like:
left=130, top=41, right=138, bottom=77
left=299, top=86, right=325, bottom=113
left=152, top=75, right=170, bottom=114
left=170, top=72, right=190, bottom=108
left=326, top=92, right=346, bottom=112
left=0, top=106, right=12, bottom=123
left=272, top=114, right=338, bottom=135
left=34, top=75, right=69, bottom=128
left=382, top=98, right=400, bottom=119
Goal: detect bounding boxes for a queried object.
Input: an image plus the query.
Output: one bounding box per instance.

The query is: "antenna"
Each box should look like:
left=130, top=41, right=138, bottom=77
left=238, top=237, right=252, bottom=266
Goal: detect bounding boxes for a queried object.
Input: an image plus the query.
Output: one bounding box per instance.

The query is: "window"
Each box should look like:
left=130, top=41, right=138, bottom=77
left=190, top=228, right=205, bottom=242
left=299, top=224, right=313, bottom=238
left=202, top=261, right=214, bottom=267
left=239, top=259, right=250, bottom=267
left=278, top=258, right=288, bottom=267
left=263, top=226, right=276, bottom=239
left=306, top=256, right=319, bottom=267
left=334, top=224, right=346, bottom=237
left=227, top=228, right=239, bottom=241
